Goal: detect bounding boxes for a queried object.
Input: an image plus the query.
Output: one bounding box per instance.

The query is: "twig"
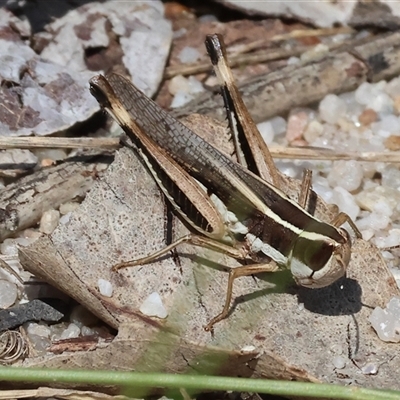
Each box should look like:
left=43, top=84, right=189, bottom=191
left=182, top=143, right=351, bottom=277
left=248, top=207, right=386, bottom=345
left=270, top=145, right=400, bottom=162
left=165, top=26, right=357, bottom=79
left=2, top=137, right=398, bottom=162
left=0, top=137, right=120, bottom=150
left=0, top=258, right=24, bottom=285
left=230, top=26, right=355, bottom=54
left=164, top=46, right=310, bottom=79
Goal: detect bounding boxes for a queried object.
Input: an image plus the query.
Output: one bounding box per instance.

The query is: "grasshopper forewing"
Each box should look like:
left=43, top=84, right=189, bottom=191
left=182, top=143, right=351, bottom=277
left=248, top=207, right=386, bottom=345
left=89, top=34, right=361, bottom=332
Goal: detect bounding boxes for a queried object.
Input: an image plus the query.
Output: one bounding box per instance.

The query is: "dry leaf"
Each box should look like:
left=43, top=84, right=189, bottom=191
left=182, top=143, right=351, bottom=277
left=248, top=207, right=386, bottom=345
left=19, top=115, right=400, bottom=390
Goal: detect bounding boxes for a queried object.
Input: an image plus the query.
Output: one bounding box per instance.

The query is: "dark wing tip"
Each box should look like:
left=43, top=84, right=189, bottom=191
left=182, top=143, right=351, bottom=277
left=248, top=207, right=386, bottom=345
left=89, top=74, right=113, bottom=108
left=205, top=33, right=227, bottom=66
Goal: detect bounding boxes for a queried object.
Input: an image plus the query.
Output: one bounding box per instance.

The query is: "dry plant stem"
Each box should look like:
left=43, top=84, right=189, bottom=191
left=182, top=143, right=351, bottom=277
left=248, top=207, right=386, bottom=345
left=0, top=137, right=120, bottom=150
left=172, top=32, right=400, bottom=123
left=165, top=27, right=356, bottom=79
left=164, top=45, right=310, bottom=79
left=0, top=159, right=108, bottom=241
left=269, top=146, right=400, bottom=162
left=230, top=26, right=355, bottom=54
left=0, top=258, right=24, bottom=285
left=2, top=137, right=400, bottom=163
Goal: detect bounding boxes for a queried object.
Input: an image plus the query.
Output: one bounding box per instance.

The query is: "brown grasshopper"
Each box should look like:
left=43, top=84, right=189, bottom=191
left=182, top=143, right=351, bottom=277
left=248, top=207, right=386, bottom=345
left=89, top=34, right=361, bottom=332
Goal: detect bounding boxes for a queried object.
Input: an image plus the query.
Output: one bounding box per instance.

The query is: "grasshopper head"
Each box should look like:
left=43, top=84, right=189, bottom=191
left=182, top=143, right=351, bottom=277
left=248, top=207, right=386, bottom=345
left=289, top=228, right=352, bottom=288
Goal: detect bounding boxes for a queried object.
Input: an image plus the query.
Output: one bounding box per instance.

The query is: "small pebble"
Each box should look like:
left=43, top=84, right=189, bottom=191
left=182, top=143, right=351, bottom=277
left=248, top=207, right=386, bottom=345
left=357, top=212, right=390, bottom=232
left=168, top=75, right=189, bottom=96
left=1, top=238, right=32, bottom=255
left=332, top=356, right=346, bottom=369
left=369, top=297, right=400, bottom=342
left=81, top=326, right=95, bottom=336
left=384, top=135, right=400, bottom=150
left=98, top=279, right=113, bottom=297
left=327, top=160, right=363, bottom=192
left=177, top=46, right=202, bottom=63
left=169, top=76, right=204, bottom=108
left=361, top=229, right=374, bottom=241
left=140, top=292, right=168, bottom=319
left=303, top=120, right=323, bottom=143
left=24, top=322, right=51, bottom=338
left=59, top=202, right=79, bottom=215
left=50, top=322, right=69, bottom=341
left=240, top=345, right=256, bottom=352
left=28, top=334, right=51, bottom=354
left=386, top=76, right=400, bottom=98
left=269, top=116, right=287, bottom=137
left=60, top=323, right=81, bottom=339
left=0, top=280, right=18, bottom=308
left=59, top=212, right=72, bottom=225
left=393, top=96, right=400, bottom=113
left=382, top=167, right=400, bottom=190
left=286, top=111, right=309, bottom=142
left=355, top=186, right=398, bottom=213
left=319, top=94, right=346, bottom=124
left=257, top=121, right=275, bottom=144
left=19, top=229, right=43, bottom=240
left=358, top=108, right=378, bottom=126
left=39, top=209, right=60, bottom=234
left=361, top=362, right=379, bottom=375
left=330, top=187, right=360, bottom=220
left=355, top=82, right=393, bottom=114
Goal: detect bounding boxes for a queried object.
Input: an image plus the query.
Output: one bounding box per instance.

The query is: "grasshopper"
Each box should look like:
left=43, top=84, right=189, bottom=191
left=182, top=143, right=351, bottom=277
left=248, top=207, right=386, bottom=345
left=89, top=34, right=361, bottom=332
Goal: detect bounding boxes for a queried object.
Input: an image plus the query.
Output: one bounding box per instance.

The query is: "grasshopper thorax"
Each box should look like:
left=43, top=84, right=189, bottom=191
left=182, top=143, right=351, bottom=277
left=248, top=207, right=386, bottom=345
left=289, top=228, right=352, bottom=288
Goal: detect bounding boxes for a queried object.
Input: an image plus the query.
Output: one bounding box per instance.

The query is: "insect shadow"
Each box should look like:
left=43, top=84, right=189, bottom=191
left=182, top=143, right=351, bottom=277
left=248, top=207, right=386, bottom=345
left=295, top=276, right=363, bottom=316
left=177, top=253, right=362, bottom=318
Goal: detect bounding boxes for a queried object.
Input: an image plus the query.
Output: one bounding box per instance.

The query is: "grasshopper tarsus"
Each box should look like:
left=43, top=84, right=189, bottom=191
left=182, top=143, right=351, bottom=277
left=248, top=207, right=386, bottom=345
left=331, top=212, right=362, bottom=239
left=204, top=262, right=279, bottom=331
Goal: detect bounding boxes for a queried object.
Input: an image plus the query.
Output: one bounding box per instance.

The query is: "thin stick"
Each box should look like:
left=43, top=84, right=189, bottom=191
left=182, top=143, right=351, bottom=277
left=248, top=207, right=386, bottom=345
left=165, top=26, right=357, bottom=79
left=269, top=145, right=400, bottom=162
left=164, top=46, right=310, bottom=79
left=229, top=26, right=355, bottom=54
left=0, top=137, right=120, bottom=150
left=0, top=258, right=24, bottom=285
left=1, top=137, right=399, bottom=163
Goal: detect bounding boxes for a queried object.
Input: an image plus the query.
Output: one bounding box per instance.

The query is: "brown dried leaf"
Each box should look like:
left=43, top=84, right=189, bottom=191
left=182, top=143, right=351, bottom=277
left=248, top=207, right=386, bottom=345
left=19, top=116, right=400, bottom=390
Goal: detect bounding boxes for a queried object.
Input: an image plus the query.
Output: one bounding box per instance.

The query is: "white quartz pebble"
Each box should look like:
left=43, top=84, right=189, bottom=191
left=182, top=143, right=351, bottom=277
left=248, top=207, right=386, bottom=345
left=0, top=280, right=18, bottom=308
left=330, top=187, right=360, bottom=220
left=369, top=297, right=400, bottom=342
left=97, top=279, right=113, bottom=297
left=256, top=121, right=275, bottom=145
left=319, top=94, right=346, bottom=124
left=140, top=292, right=168, bottom=319
left=327, top=160, right=363, bottom=192
left=60, top=323, right=81, bottom=339
left=39, top=209, right=60, bottom=234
